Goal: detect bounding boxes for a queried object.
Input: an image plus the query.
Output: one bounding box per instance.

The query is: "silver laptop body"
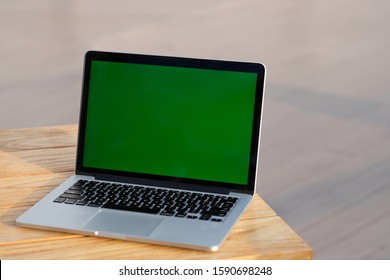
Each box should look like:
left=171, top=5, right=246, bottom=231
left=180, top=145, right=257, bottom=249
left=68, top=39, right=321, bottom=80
left=17, top=51, right=266, bottom=251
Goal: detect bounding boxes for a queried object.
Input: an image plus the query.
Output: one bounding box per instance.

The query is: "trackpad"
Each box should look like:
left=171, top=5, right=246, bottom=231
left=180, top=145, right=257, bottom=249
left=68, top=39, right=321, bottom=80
left=83, top=210, right=163, bottom=237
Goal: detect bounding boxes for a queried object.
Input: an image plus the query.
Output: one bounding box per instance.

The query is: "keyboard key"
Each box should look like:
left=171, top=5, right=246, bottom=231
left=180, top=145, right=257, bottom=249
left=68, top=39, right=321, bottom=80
left=64, top=190, right=82, bottom=195
left=202, top=209, right=227, bottom=217
left=175, top=213, right=186, bottom=218
left=87, top=202, right=100, bottom=207
left=64, top=198, right=77, bottom=204
left=102, top=202, right=160, bottom=214
left=75, top=200, right=88, bottom=206
left=199, top=215, right=211, bottom=221
left=160, top=211, right=174, bottom=216
left=187, top=215, right=198, bottom=219
left=53, top=198, right=65, bottom=203
left=59, top=193, right=80, bottom=200
left=73, top=180, right=85, bottom=187
left=188, top=208, right=201, bottom=214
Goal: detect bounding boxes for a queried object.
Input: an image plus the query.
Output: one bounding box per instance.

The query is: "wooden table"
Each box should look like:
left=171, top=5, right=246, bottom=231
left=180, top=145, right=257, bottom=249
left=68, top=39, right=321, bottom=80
left=0, top=125, right=312, bottom=259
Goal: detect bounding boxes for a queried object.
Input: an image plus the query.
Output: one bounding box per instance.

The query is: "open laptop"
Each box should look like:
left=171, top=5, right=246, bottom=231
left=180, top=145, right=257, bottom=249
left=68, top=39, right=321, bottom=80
left=16, top=50, right=266, bottom=251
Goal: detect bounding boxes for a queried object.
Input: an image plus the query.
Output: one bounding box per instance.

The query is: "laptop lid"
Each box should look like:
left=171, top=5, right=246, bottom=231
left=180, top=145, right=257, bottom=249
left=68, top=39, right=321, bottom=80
left=76, top=51, right=265, bottom=195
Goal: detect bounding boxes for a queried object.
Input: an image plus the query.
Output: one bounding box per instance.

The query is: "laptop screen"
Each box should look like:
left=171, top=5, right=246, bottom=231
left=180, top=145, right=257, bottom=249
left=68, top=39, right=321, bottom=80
left=77, top=51, right=265, bottom=192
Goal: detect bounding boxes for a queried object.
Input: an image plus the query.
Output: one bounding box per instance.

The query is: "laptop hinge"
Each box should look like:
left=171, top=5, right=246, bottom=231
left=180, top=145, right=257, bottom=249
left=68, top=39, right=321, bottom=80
left=93, top=174, right=230, bottom=195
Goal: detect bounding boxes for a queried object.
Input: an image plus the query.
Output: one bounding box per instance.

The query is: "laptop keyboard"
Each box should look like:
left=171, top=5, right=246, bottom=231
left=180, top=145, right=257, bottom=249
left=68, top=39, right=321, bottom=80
left=53, top=180, right=239, bottom=222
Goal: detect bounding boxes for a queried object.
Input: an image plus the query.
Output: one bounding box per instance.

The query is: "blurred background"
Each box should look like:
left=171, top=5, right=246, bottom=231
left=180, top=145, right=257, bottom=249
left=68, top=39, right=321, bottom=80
left=1, top=0, right=389, bottom=259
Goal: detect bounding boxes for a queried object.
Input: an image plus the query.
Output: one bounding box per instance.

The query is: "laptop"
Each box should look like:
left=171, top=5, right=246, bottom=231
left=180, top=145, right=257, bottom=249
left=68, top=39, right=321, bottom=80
left=16, top=50, right=266, bottom=251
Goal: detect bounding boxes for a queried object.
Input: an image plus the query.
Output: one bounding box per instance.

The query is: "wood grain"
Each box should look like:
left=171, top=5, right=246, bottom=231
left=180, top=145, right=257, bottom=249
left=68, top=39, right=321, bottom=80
left=0, top=125, right=311, bottom=259
left=0, top=217, right=311, bottom=260
left=1, top=0, right=389, bottom=259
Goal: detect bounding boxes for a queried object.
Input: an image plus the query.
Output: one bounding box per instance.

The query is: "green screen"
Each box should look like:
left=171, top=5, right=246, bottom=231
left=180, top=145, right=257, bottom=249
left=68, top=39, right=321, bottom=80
left=83, top=60, right=257, bottom=185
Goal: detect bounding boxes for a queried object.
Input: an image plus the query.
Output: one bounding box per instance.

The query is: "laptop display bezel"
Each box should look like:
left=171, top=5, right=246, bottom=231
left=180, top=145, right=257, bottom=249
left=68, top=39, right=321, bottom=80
left=76, top=51, right=265, bottom=195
